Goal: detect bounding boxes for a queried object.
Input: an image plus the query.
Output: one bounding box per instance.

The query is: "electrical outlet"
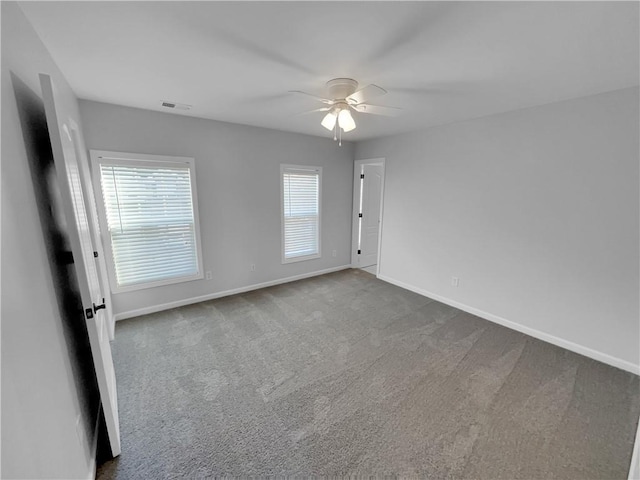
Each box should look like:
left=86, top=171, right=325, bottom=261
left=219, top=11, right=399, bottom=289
left=451, top=276, right=459, bottom=287
left=251, top=264, right=256, bottom=271
left=205, top=271, right=212, bottom=280
left=332, top=250, right=337, bottom=257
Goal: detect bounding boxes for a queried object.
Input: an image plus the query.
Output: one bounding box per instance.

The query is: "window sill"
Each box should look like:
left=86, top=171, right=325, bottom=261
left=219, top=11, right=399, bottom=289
left=111, top=271, right=204, bottom=294
left=282, top=253, right=321, bottom=264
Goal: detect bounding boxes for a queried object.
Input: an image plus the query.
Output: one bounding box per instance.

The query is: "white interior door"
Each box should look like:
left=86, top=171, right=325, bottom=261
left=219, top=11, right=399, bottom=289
left=40, top=74, right=121, bottom=457
left=360, top=164, right=383, bottom=268
left=352, top=159, right=385, bottom=270
left=69, top=125, right=115, bottom=340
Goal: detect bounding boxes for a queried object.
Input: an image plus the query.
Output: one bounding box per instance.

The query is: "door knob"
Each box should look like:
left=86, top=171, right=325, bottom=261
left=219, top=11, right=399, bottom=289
left=93, top=299, right=106, bottom=313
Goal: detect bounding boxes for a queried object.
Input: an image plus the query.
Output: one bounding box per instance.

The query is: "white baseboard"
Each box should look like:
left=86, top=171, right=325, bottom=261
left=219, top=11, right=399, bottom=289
left=87, top=406, right=100, bottom=480
left=378, top=274, right=640, bottom=376
left=87, top=450, right=96, bottom=480
left=115, top=265, right=351, bottom=321
left=630, top=418, right=640, bottom=480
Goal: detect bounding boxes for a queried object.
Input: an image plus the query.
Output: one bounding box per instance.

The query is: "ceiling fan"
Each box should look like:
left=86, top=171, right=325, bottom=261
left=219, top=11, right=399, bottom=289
left=290, top=78, right=400, bottom=144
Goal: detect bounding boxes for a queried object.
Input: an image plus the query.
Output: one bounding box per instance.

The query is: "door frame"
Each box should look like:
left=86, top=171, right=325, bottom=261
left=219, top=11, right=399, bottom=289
left=351, top=158, right=386, bottom=274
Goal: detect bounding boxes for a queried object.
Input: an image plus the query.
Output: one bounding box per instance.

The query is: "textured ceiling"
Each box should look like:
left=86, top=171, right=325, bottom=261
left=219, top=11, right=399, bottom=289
left=20, top=1, right=640, bottom=141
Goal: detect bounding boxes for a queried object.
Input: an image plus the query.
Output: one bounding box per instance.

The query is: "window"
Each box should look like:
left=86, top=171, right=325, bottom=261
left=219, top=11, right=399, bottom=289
left=91, top=151, right=203, bottom=292
left=281, top=165, right=322, bottom=263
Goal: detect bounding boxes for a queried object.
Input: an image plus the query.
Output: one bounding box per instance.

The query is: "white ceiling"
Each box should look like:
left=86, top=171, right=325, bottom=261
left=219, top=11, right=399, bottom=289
left=20, top=1, right=639, bottom=141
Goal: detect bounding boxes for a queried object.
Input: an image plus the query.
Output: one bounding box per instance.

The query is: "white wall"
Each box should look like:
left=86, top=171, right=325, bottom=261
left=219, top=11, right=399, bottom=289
left=356, top=87, right=640, bottom=372
left=78, top=101, right=354, bottom=317
left=1, top=2, right=97, bottom=478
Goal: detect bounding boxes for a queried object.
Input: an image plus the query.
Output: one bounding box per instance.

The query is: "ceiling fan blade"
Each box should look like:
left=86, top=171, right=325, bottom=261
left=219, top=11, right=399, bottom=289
left=392, top=87, right=451, bottom=95
left=211, top=28, right=318, bottom=76
left=296, top=107, right=331, bottom=116
left=361, top=3, right=458, bottom=66
left=289, top=90, right=334, bottom=105
left=351, top=104, right=401, bottom=117
left=346, top=84, right=387, bottom=105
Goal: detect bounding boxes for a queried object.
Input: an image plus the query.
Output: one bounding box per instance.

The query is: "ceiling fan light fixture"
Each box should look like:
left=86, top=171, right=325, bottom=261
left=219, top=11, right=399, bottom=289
left=338, top=108, right=356, bottom=132
left=292, top=78, right=397, bottom=142
left=321, top=111, right=337, bottom=130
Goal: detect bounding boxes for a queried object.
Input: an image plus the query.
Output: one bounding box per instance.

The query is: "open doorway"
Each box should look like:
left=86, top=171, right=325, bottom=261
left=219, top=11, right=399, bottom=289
left=351, top=158, right=385, bottom=275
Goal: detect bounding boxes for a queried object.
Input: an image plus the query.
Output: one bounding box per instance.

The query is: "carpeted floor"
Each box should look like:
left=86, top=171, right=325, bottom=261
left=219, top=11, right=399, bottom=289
left=97, top=269, right=639, bottom=479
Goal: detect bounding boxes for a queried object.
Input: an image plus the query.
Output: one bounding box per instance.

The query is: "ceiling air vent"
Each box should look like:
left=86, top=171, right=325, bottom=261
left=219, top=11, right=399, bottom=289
left=161, top=101, right=192, bottom=111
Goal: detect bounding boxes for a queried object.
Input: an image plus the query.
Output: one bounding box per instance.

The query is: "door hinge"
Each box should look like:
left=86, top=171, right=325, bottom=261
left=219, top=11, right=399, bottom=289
left=357, top=249, right=361, bottom=255
left=358, top=213, right=363, bottom=218
left=360, top=174, right=365, bottom=179
left=93, top=251, right=99, bottom=258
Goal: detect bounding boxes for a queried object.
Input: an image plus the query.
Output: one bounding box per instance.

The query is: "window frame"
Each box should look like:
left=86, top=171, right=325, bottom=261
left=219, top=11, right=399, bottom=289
left=90, top=150, right=204, bottom=293
left=280, top=164, right=322, bottom=264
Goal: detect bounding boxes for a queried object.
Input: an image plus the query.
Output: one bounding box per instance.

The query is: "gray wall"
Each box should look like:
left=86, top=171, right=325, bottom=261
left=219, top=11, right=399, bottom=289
left=1, top=2, right=97, bottom=478
left=78, top=101, right=354, bottom=317
left=356, top=87, right=640, bottom=370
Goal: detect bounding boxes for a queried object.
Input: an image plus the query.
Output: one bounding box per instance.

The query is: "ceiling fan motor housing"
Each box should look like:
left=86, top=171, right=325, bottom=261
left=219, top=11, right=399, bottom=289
left=326, top=78, right=359, bottom=100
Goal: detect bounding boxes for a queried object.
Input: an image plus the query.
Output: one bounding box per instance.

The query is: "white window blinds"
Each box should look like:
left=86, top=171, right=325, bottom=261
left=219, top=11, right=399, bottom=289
left=281, top=166, right=321, bottom=262
left=97, top=156, right=202, bottom=290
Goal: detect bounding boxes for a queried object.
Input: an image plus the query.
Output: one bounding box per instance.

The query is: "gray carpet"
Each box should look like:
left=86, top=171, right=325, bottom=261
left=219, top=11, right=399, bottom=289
left=97, top=269, right=639, bottom=479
